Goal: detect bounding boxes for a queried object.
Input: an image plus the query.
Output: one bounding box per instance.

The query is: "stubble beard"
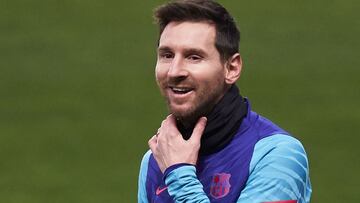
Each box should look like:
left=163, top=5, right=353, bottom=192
left=166, top=81, right=227, bottom=128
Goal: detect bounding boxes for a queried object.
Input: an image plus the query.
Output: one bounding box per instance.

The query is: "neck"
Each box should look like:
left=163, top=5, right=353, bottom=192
left=176, top=85, right=231, bottom=130
left=177, top=85, right=248, bottom=155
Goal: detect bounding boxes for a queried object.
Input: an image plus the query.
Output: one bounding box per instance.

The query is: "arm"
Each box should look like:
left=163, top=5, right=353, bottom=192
left=164, top=164, right=210, bottom=203
left=148, top=115, right=210, bottom=202
left=138, top=150, right=151, bottom=203
left=237, top=134, right=312, bottom=203
left=164, top=135, right=312, bottom=203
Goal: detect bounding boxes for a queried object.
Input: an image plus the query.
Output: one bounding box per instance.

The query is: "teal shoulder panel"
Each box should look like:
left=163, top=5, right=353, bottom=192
left=237, top=134, right=312, bottom=203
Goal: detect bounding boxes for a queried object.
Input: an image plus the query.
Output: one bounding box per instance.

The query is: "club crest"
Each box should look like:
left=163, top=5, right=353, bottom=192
left=210, top=173, right=231, bottom=199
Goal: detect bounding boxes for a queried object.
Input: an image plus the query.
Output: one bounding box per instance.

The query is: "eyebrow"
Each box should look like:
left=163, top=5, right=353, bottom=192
left=157, top=46, right=172, bottom=53
left=157, top=46, right=208, bottom=57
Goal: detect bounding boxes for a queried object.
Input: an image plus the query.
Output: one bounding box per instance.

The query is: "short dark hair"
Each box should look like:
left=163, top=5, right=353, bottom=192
left=154, top=0, right=240, bottom=62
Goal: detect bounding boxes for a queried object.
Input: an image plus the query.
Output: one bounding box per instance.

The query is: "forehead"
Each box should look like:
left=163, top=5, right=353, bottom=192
left=159, top=21, right=216, bottom=51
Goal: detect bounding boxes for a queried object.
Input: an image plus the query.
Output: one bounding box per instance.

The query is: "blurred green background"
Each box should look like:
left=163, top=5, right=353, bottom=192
left=1, top=0, right=359, bottom=202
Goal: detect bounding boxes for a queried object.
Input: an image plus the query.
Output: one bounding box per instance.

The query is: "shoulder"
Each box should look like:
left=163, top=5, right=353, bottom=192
left=250, top=134, right=309, bottom=173
left=255, top=133, right=306, bottom=153
left=238, top=134, right=312, bottom=202
left=139, top=150, right=152, bottom=182
left=140, top=150, right=152, bottom=170
left=138, top=150, right=152, bottom=203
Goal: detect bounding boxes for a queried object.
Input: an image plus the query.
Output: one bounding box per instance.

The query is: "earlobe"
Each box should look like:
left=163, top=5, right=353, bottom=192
left=225, top=53, right=242, bottom=84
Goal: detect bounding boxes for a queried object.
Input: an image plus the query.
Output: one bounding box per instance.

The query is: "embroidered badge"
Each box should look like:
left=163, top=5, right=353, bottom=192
left=210, top=173, right=231, bottom=199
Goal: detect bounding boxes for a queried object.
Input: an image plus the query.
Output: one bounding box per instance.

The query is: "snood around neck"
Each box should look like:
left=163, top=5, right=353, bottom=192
left=177, top=85, right=248, bottom=155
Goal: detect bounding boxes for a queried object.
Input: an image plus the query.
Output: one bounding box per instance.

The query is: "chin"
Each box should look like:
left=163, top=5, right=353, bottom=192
left=169, top=104, right=195, bottom=119
left=170, top=106, right=191, bottom=118
left=170, top=105, right=209, bottom=127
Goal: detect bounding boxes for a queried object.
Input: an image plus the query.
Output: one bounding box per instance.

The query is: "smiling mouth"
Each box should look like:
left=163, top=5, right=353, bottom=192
left=170, top=87, right=194, bottom=94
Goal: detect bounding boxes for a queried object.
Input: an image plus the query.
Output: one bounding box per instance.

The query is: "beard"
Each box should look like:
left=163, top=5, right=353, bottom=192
left=165, top=78, right=227, bottom=127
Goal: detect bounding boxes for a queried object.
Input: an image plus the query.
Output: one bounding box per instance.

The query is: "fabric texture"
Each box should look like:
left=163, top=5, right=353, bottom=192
left=138, top=88, right=312, bottom=203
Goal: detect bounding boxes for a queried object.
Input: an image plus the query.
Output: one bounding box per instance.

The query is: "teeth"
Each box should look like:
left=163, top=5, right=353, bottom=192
left=173, top=87, right=188, bottom=92
left=171, top=87, right=192, bottom=93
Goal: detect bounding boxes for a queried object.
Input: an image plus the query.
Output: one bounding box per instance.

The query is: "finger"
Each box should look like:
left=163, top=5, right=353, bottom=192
left=156, top=128, right=160, bottom=137
left=167, top=114, right=181, bottom=132
left=167, top=114, right=177, bottom=127
left=162, top=114, right=172, bottom=126
left=190, top=117, right=207, bottom=143
left=148, top=135, right=157, bottom=152
left=160, top=119, right=166, bottom=128
left=161, top=114, right=181, bottom=138
left=157, top=119, right=167, bottom=139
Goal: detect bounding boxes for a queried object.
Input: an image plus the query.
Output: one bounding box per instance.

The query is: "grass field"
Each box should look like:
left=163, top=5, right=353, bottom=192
left=1, top=0, right=359, bottom=202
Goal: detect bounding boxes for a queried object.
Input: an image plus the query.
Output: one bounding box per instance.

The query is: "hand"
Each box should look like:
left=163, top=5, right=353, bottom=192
left=148, top=115, right=207, bottom=173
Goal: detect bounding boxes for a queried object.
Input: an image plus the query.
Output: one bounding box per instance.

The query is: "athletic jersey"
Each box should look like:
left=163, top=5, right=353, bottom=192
left=138, top=101, right=312, bottom=202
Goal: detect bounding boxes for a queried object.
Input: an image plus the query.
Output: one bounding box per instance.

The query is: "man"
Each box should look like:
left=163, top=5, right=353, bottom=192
left=138, top=0, right=312, bottom=202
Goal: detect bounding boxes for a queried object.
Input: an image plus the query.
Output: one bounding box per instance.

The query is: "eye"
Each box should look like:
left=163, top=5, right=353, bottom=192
left=187, top=55, right=202, bottom=61
left=159, top=52, right=174, bottom=59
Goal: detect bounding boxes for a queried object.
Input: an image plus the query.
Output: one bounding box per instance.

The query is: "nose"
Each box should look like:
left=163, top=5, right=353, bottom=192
left=167, top=56, right=188, bottom=80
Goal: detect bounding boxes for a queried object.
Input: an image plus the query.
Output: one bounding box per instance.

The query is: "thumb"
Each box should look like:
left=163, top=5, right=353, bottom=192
left=190, top=117, right=207, bottom=143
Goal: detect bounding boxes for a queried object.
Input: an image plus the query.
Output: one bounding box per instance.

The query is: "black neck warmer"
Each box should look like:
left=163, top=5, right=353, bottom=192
left=177, top=85, right=248, bottom=156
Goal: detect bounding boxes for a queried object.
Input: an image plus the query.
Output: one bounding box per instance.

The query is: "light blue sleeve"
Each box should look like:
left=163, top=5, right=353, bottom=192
left=237, top=134, right=312, bottom=203
left=165, top=165, right=210, bottom=203
left=138, top=150, right=152, bottom=203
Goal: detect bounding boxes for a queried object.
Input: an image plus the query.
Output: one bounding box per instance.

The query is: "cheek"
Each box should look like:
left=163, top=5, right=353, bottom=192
left=197, top=68, right=225, bottom=86
left=155, top=65, right=167, bottom=86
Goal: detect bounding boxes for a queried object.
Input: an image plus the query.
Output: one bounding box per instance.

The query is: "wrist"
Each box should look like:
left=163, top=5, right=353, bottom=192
left=163, top=163, right=195, bottom=181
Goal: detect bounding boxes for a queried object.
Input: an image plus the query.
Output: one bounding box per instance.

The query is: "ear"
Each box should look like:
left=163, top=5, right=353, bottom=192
left=224, top=53, right=242, bottom=85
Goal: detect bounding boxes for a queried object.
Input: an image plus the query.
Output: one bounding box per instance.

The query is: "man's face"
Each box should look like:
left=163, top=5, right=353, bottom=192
left=155, top=21, right=228, bottom=123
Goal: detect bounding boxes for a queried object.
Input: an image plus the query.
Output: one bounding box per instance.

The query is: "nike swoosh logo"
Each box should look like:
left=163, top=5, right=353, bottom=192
left=156, top=186, right=168, bottom=195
